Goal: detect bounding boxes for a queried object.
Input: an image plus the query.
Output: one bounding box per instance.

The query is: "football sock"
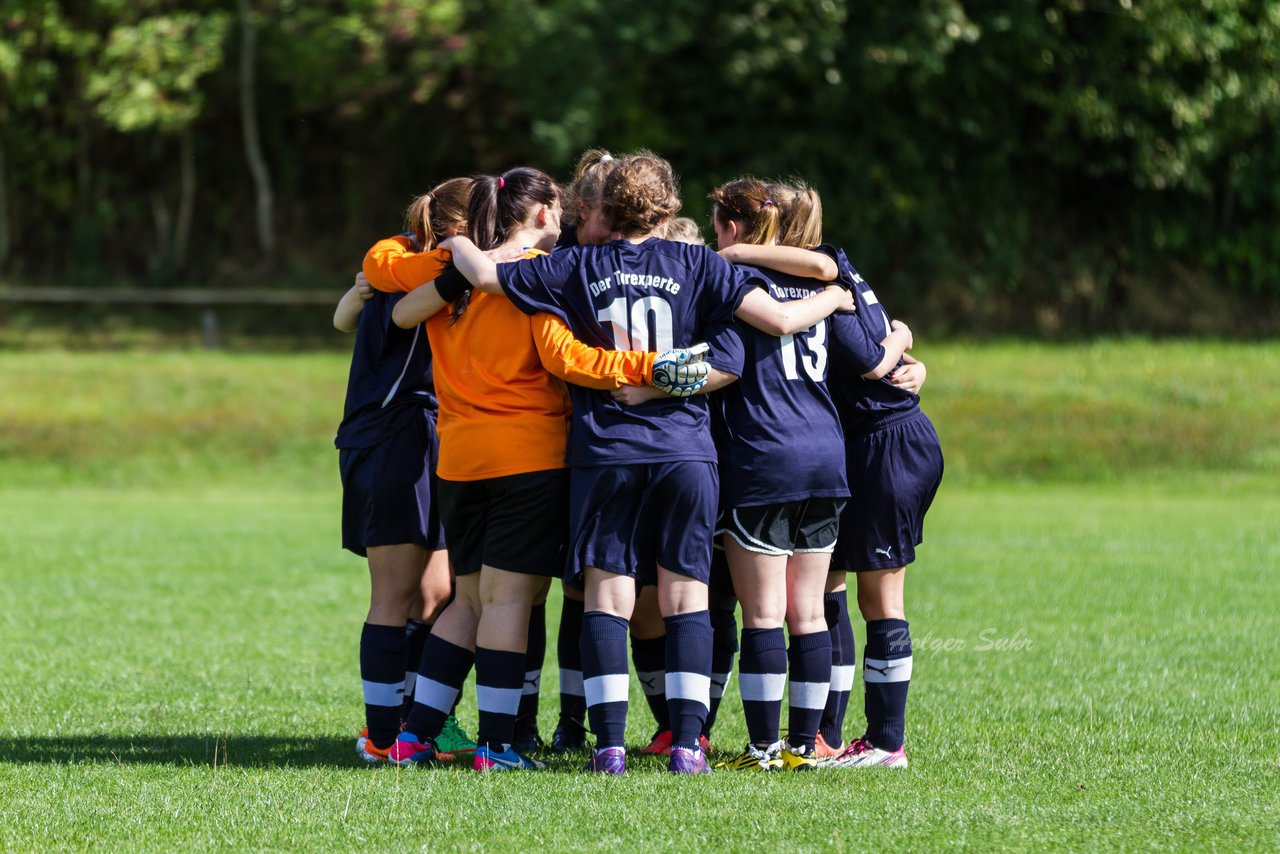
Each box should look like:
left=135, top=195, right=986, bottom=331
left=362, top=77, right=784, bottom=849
left=819, top=590, right=856, bottom=747
left=631, top=634, right=670, bottom=731
left=787, top=630, right=832, bottom=753
left=704, top=601, right=738, bottom=737
left=475, top=646, right=526, bottom=751
left=401, top=618, right=429, bottom=723
left=581, top=611, right=630, bottom=749
left=739, top=627, right=786, bottom=747
left=517, top=603, right=546, bottom=727
left=664, top=611, right=712, bottom=751
left=360, top=623, right=407, bottom=749
left=405, top=634, right=474, bottom=741
left=864, top=618, right=912, bottom=751
left=557, top=596, right=586, bottom=726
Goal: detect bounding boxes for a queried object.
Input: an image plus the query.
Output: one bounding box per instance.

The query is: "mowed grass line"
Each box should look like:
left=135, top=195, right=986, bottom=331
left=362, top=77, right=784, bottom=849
left=1, top=483, right=1277, bottom=851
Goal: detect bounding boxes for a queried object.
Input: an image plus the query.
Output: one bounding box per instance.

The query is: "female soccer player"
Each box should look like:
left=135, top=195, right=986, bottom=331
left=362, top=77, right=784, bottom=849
left=332, top=179, right=471, bottom=764
left=443, top=152, right=854, bottom=774
left=718, top=185, right=943, bottom=770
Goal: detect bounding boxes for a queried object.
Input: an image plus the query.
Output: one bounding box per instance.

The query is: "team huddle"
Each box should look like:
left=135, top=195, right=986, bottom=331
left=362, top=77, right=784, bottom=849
left=334, top=150, right=943, bottom=774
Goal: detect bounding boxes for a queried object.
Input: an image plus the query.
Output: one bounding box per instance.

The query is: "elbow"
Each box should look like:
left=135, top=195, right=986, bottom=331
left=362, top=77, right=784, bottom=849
left=391, top=306, right=417, bottom=330
left=815, top=258, right=838, bottom=281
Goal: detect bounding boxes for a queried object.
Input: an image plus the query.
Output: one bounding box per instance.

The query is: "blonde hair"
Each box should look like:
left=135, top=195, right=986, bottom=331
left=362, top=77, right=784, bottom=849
left=663, top=217, right=705, bottom=245
left=603, top=151, right=682, bottom=237
left=567, top=149, right=619, bottom=223
left=405, top=177, right=473, bottom=250
left=709, top=177, right=781, bottom=246
left=770, top=179, right=823, bottom=248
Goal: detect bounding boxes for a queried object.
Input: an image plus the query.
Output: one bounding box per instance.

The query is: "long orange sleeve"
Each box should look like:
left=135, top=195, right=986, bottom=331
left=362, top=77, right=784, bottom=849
left=532, top=314, right=654, bottom=390
left=362, top=235, right=452, bottom=293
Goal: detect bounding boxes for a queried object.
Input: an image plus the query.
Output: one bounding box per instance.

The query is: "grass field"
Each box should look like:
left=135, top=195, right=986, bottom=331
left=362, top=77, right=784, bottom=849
left=2, top=342, right=1279, bottom=851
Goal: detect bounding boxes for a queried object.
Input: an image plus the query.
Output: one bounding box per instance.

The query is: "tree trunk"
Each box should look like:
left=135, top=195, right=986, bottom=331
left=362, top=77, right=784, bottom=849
left=238, top=0, right=274, bottom=260
left=174, top=127, right=196, bottom=268
left=0, top=131, right=9, bottom=271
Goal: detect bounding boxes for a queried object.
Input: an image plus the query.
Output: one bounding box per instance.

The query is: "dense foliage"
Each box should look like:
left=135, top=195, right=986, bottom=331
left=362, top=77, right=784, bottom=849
left=3, top=0, right=1278, bottom=334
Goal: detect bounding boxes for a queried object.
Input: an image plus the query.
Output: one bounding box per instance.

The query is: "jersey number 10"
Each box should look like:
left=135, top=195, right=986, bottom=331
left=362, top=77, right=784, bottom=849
left=596, top=296, right=675, bottom=352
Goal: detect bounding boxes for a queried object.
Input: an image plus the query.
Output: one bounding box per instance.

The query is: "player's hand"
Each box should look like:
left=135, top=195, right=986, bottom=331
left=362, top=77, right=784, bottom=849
left=354, top=272, right=374, bottom=301
left=889, top=358, right=927, bottom=394
left=486, top=245, right=527, bottom=263
left=890, top=319, right=913, bottom=350
left=651, top=342, right=711, bottom=397
left=826, top=285, right=856, bottom=313
left=612, top=385, right=671, bottom=405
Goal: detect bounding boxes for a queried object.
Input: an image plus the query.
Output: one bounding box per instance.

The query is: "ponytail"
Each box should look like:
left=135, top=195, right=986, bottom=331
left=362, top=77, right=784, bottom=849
left=709, top=177, right=781, bottom=246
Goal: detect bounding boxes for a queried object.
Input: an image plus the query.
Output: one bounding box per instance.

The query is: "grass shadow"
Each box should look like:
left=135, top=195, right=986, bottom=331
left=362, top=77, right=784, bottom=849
left=0, top=734, right=361, bottom=768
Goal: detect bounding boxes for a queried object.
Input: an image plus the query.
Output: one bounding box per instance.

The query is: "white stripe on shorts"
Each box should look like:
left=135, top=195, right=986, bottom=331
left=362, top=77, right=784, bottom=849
left=560, top=668, right=585, bottom=697
left=738, top=671, right=787, bottom=703
left=864, top=655, right=913, bottom=683
left=361, top=679, right=404, bottom=708
left=665, top=671, right=710, bottom=707
left=584, top=673, right=630, bottom=706
left=789, top=680, right=831, bottom=711
left=831, top=664, right=857, bottom=693
left=728, top=510, right=791, bottom=556
left=414, top=674, right=460, bottom=713
left=476, top=684, right=523, bottom=716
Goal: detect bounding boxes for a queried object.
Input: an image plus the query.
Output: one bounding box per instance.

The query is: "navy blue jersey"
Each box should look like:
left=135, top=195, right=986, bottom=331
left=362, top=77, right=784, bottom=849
left=334, top=289, right=438, bottom=450
left=498, top=237, right=753, bottom=467
left=709, top=266, right=848, bottom=507
left=554, top=222, right=580, bottom=251
left=817, top=244, right=920, bottom=429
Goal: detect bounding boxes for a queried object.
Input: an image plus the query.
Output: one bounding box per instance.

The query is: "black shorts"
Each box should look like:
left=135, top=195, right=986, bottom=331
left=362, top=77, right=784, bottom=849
left=339, top=409, right=445, bottom=557
left=437, top=468, right=569, bottom=577
left=724, top=497, right=845, bottom=557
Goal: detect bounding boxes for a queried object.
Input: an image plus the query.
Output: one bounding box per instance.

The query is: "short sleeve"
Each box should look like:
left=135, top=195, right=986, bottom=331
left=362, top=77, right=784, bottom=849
left=497, top=249, right=580, bottom=319
left=829, top=311, right=883, bottom=377
left=698, top=249, right=754, bottom=325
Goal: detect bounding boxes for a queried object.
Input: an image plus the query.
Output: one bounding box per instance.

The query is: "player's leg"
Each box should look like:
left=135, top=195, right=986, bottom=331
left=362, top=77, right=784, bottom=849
left=551, top=581, right=588, bottom=752
left=702, top=548, right=738, bottom=754
left=817, top=569, right=855, bottom=759
left=632, top=584, right=672, bottom=754
left=512, top=578, right=552, bottom=754
left=402, top=548, right=452, bottom=723
left=359, top=543, right=428, bottom=759
left=781, top=549, right=834, bottom=771
left=582, top=567, right=636, bottom=772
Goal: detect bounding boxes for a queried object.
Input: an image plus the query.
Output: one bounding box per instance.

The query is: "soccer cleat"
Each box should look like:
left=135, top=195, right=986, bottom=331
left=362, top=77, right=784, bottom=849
left=355, top=726, right=369, bottom=757
left=357, top=738, right=393, bottom=764
left=779, top=740, right=818, bottom=772
left=829, top=737, right=909, bottom=769
left=434, top=714, right=477, bottom=756
left=473, top=744, right=546, bottom=772
left=714, top=743, right=782, bottom=772
left=386, top=732, right=440, bottom=766
left=699, top=733, right=712, bottom=757
left=814, top=731, right=845, bottom=765
left=583, top=746, right=626, bottom=775
left=511, top=716, right=544, bottom=756
left=668, top=746, right=712, bottom=775
left=550, top=719, right=589, bottom=754
left=640, top=729, right=673, bottom=756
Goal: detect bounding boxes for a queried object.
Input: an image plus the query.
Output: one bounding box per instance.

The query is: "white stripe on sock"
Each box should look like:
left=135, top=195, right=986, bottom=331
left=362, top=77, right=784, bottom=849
left=476, top=684, right=523, bottom=715
left=403, top=671, right=417, bottom=697
left=710, top=672, right=732, bottom=700
left=522, top=670, right=542, bottom=696
left=635, top=669, right=665, bottom=697
left=414, top=674, right=460, bottom=713
left=864, top=655, right=913, bottom=684
left=831, top=664, right=857, bottom=692
left=584, top=673, right=630, bottom=706
left=560, top=668, right=585, bottom=696
left=738, top=671, right=787, bottom=702
left=789, top=680, right=831, bottom=711
left=666, top=671, right=710, bottom=707
left=361, top=679, right=404, bottom=708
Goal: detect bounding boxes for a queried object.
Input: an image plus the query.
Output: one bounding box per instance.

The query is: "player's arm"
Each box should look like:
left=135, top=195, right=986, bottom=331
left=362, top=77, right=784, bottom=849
left=734, top=286, right=853, bottom=337
left=863, top=321, right=913, bottom=380
left=391, top=267, right=472, bottom=329
left=363, top=237, right=451, bottom=293
left=439, top=236, right=503, bottom=294
left=718, top=244, right=837, bottom=281
left=889, top=353, right=927, bottom=394
left=611, top=367, right=737, bottom=405
left=333, top=273, right=374, bottom=332
left=532, top=314, right=654, bottom=389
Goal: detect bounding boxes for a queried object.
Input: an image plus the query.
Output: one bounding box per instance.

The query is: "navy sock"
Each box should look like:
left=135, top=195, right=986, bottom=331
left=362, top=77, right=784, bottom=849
left=864, top=618, right=912, bottom=751
left=557, top=596, right=586, bottom=726
left=405, top=634, right=474, bottom=741
left=475, top=646, right=526, bottom=750
left=787, top=630, right=832, bottom=753
left=664, top=611, right=712, bottom=751
left=631, top=634, right=670, bottom=731
left=518, top=603, right=546, bottom=726
left=581, top=611, right=630, bottom=749
left=401, top=619, right=429, bottom=723
left=703, top=603, right=738, bottom=738
left=360, top=623, right=407, bottom=749
left=819, top=590, right=856, bottom=747
left=738, top=627, right=786, bottom=747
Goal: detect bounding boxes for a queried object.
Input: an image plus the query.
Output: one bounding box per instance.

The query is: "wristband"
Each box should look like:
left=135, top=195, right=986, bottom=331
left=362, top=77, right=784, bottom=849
left=434, top=266, right=473, bottom=302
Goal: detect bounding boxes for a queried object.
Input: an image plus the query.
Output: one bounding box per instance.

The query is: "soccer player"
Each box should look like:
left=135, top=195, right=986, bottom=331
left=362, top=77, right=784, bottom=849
left=332, top=179, right=471, bottom=764
left=382, top=167, right=706, bottom=771
left=443, top=152, right=854, bottom=774
left=719, top=186, right=943, bottom=769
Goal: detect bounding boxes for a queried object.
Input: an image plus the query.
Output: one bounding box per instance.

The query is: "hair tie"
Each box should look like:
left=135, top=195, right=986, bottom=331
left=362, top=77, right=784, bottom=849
left=762, top=199, right=774, bottom=206
left=498, top=176, right=505, bottom=190
left=601, top=154, right=613, bottom=163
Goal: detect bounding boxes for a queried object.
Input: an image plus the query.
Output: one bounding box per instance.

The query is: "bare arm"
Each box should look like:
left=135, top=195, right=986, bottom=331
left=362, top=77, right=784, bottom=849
left=333, top=274, right=374, bottom=332
left=863, top=320, right=914, bottom=380
left=734, top=286, right=853, bottom=336
left=440, top=236, right=503, bottom=294
left=391, top=281, right=449, bottom=329
left=889, top=353, right=927, bottom=394
left=612, top=367, right=738, bottom=405
left=718, top=244, right=837, bottom=281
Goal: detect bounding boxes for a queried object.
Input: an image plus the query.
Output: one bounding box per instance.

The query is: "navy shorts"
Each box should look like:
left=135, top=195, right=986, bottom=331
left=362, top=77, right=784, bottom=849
left=724, top=497, right=846, bottom=556
left=437, top=468, right=569, bottom=577
left=568, top=461, right=719, bottom=585
left=834, top=408, right=943, bottom=572
left=339, top=409, right=446, bottom=557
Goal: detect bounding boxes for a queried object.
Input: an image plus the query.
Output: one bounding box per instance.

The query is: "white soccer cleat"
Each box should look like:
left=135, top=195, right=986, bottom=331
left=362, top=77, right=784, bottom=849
left=829, top=737, right=908, bottom=769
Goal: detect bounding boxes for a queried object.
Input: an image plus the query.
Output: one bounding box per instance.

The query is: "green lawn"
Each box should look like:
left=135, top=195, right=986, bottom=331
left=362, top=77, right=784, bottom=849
left=1, top=344, right=1278, bottom=851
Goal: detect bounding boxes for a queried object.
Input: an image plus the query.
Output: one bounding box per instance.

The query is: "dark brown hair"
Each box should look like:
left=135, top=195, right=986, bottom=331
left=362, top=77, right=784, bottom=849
left=602, top=151, right=682, bottom=237
left=709, top=177, right=781, bottom=246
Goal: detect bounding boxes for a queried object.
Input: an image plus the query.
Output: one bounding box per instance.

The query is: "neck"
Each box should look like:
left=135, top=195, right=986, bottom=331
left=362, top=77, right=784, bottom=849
left=507, top=226, right=545, bottom=252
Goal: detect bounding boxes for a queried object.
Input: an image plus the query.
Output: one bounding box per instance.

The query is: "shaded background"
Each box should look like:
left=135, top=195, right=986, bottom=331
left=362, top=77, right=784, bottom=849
left=3, top=0, right=1278, bottom=336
